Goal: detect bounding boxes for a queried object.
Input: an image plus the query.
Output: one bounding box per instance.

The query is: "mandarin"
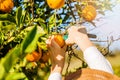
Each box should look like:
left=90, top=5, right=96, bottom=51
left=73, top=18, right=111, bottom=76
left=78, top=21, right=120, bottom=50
left=0, top=0, right=14, bottom=12
left=26, top=51, right=42, bottom=62
left=82, top=5, right=97, bottom=21
left=47, top=0, right=65, bottom=9
left=54, top=34, right=65, bottom=48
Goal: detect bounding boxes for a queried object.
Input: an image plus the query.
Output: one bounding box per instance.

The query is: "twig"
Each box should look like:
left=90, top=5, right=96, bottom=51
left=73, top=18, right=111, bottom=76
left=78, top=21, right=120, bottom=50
left=65, top=46, right=72, bottom=75
left=91, top=37, right=120, bottom=42
left=31, top=0, right=34, bottom=19
left=70, top=46, right=86, bottom=63
left=66, top=0, right=76, bottom=22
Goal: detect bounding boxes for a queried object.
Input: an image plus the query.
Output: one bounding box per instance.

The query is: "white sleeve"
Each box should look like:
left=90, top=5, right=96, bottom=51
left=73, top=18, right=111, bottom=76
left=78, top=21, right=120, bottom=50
left=83, top=46, right=114, bottom=74
left=48, top=72, right=62, bottom=80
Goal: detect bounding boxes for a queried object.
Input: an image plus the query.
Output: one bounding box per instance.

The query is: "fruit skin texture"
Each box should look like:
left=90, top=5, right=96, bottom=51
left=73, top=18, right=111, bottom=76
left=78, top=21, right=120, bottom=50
left=26, top=51, right=42, bottom=62
left=47, top=0, right=65, bottom=9
left=54, top=34, right=65, bottom=48
left=82, top=5, right=97, bottom=22
left=0, top=0, right=14, bottom=13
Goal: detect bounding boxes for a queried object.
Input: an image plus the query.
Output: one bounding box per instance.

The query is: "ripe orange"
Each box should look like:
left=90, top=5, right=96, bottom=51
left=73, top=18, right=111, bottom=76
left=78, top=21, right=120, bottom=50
left=54, top=34, right=65, bottom=48
left=0, top=0, right=14, bottom=13
left=26, top=51, right=42, bottom=62
left=46, top=0, right=65, bottom=9
left=82, top=5, right=97, bottom=22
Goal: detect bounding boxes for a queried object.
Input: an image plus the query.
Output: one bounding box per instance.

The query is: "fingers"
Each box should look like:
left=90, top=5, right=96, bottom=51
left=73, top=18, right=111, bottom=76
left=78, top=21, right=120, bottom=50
left=46, top=35, right=67, bottom=54
left=62, top=44, right=67, bottom=52
left=46, top=36, right=56, bottom=63
left=51, top=36, right=61, bottom=49
left=65, top=38, right=74, bottom=45
left=66, top=25, right=87, bottom=44
left=46, top=38, right=51, bottom=47
left=67, top=25, right=85, bottom=32
left=46, top=35, right=66, bottom=68
left=46, top=35, right=61, bottom=54
left=46, top=35, right=61, bottom=50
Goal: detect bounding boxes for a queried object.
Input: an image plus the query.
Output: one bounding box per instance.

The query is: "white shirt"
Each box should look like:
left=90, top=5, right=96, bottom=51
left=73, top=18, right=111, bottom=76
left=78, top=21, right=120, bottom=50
left=48, top=46, right=113, bottom=80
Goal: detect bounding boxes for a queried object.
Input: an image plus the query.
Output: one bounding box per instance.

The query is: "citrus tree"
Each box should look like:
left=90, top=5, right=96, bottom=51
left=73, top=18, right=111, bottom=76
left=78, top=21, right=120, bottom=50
left=0, top=0, right=117, bottom=79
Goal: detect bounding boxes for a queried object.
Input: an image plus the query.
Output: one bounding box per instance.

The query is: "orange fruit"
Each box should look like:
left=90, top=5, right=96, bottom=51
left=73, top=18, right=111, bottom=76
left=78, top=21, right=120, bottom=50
left=54, top=34, right=65, bottom=48
left=82, top=5, right=97, bottom=22
left=41, top=52, right=50, bottom=63
left=26, top=51, right=42, bottom=62
left=46, top=0, right=65, bottom=9
left=0, top=0, right=14, bottom=13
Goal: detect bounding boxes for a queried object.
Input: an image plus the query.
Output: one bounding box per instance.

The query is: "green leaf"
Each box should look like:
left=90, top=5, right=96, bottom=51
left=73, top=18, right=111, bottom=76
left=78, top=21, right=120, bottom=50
left=38, top=26, right=46, bottom=36
left=21, top=25, right=39, bottom=54
left=0, top=32, right=4, bottom=45
left=16, top=6, right=22, bottom=27
left=20, top=10, right=26, bottom=27
left=37, top=41, right=47, bottom=51
left=57, top=19, right=62, bottom=26
left=34, top=18, right=45, bottom=23
left=0, top=21, right=3, bottom=26
left=5, top=72, right=26, bottom=80
left=0, top=14, right=16, bottom=23
left=48, top=15, right=56, bottom=28
left=1, top=23, right=16, bottom=31
left=39, top=22, right=48, bottom=33
left=0, top=63, right=6, bottom=80
left=2, top=46, right=21, bottom=72
left=0, top=46, right=21, bottom=79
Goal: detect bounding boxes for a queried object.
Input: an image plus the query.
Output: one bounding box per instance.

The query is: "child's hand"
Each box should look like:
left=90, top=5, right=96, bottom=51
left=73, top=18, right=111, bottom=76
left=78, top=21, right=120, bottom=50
left=46, top=36, right=66, bottom=73
left=66, top=25, right=87, bottom=45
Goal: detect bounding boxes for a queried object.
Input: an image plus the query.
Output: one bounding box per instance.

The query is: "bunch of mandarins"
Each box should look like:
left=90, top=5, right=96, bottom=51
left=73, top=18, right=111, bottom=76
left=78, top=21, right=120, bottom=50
left=0, top=0, right=14, bottom=12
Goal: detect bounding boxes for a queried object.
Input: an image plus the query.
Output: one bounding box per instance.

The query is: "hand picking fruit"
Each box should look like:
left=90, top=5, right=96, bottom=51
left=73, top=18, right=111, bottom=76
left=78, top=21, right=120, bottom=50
left=47, top=25, right=115, bottom=80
